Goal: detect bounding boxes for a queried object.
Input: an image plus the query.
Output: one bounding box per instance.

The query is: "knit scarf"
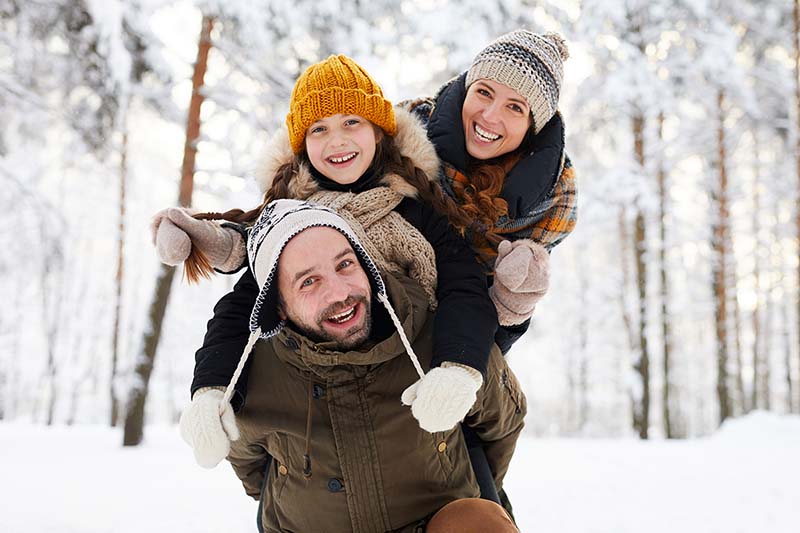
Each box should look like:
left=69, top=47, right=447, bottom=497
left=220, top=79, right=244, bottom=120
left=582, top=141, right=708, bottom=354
left=307, top=186, right=438, bottom=309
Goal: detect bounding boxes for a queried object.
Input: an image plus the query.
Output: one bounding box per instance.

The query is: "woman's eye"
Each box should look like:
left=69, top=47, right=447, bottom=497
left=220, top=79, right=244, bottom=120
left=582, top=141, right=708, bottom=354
left=345, top=118, right=360, bottom=126
left=309, top=126, right=325, bottom=134
left=477, top=88, right=491, bottom=98
left=509, top=103, right=524, bottom=114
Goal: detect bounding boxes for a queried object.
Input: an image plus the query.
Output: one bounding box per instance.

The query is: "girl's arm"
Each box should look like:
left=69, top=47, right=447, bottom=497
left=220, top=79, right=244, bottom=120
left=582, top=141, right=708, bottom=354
left=397, top=198, right=497, bottom=375
left=191, top=267, right=259, bottom=412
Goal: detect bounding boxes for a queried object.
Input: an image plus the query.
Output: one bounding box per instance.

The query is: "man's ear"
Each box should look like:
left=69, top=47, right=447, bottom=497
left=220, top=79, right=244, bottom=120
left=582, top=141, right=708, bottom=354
left=277, top=303, right=287, bottom=321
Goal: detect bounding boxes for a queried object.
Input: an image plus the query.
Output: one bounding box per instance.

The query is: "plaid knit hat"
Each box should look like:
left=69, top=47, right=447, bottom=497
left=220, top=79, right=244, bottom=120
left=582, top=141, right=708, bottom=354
left=219, top=199, right=427, bottom=411
left=286, top=55, right=397, bottom=154
left=466, top=30, right=569, bottom=134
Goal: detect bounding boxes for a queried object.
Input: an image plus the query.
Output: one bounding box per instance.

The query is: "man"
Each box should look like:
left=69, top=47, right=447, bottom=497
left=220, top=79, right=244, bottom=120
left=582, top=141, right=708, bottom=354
left=187, top=199, right=525, bottom=532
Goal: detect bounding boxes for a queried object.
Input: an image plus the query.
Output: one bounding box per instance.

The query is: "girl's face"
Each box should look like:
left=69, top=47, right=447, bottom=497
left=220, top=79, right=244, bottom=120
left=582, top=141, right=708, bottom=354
left=305, top=114, right=381, bottom=184
left=461, top=79, right=532, bottom=160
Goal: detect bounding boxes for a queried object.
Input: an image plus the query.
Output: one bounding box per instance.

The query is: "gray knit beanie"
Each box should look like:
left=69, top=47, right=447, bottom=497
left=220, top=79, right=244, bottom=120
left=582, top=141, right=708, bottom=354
left=466, top=30, right=569, bottom=134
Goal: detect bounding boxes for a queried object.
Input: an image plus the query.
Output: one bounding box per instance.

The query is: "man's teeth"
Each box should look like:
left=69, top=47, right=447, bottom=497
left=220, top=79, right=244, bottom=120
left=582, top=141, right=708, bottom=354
left=328, top=306, right=356, bottom=323
left=329, top=153, right=356, bottom=163
left=474, top=124, right=500, bottom=142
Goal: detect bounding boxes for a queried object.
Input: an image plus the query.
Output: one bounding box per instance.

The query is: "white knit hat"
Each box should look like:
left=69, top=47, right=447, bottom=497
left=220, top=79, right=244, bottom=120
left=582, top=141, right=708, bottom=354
left=220, top=199, right=425, bottom=409
left=246, top=199, right=386, bottom=339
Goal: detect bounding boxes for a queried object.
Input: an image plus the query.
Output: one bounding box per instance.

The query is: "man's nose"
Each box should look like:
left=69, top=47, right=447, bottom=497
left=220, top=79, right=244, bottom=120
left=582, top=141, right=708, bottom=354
left=323, top=278, right=350, bottom=303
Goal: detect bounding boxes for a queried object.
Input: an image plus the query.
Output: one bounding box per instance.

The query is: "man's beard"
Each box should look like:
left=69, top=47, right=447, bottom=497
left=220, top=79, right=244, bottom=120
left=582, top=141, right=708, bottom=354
left=291, top=295, right=372, bottom=351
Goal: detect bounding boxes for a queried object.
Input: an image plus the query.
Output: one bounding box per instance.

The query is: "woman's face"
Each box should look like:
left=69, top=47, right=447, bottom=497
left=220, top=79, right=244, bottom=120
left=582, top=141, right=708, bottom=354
left=461, top=79, right=531, bottom=160
left=305, top=114, right=381, bottom=184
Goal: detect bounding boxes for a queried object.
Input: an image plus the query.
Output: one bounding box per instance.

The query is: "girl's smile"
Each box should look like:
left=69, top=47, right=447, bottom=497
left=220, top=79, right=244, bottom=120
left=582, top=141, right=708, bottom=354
left=305, top=114, right=381, bottom=184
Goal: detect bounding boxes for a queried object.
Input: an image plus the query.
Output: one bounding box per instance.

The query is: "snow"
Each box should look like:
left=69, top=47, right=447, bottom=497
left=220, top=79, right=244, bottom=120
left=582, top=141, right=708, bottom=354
left=1, top=412, right=798, bottom=532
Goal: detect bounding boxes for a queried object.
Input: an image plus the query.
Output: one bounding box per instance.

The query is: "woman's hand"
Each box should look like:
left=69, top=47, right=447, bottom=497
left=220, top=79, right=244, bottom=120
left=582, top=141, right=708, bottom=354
left=490, top=239, right=550, bottom=326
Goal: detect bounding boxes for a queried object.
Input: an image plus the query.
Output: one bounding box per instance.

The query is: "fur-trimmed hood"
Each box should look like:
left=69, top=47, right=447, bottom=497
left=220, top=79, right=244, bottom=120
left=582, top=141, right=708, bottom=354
left=256, top=107, right=441, bottom=200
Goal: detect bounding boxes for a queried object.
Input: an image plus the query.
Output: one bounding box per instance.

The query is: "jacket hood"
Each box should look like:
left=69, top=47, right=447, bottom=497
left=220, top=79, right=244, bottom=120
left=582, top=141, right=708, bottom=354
left=256, top=107, right=441, bottom=200
left=269, top=272, right=431, bottom=383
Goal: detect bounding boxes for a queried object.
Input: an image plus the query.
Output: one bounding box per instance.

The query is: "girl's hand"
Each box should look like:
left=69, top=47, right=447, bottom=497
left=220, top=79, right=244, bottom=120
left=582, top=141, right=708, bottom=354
left=150, top=207, right=244, bottom=271
left=401, top=363, right=483, bottom=433
left=179, top=387, right=240, bottom=468
left=490, top=239, right=550, bottom=326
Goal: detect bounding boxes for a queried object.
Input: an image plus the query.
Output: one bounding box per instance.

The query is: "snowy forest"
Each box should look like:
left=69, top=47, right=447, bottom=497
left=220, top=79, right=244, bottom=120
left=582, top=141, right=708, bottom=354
left=3, top=0, right=800, bottom=443
left=3, top=0, right=800, bottom=531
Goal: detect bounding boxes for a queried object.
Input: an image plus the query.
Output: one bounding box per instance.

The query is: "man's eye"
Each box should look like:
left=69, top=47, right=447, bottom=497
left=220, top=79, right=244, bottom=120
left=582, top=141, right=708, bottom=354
left=301, top=277, right=315, bottom=287
left=337, top=259, right=353, bottom=270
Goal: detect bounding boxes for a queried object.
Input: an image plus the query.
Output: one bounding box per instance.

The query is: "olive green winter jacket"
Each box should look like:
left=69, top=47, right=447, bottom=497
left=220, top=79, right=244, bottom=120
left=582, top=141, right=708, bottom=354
left=227, top=272, right=526, bottom=533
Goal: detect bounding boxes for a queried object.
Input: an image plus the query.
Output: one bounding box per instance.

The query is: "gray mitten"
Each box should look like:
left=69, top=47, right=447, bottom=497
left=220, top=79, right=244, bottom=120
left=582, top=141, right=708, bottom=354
left=150, top=207, right=245, bottom=271
left=489, top=239, right=550, bottom=326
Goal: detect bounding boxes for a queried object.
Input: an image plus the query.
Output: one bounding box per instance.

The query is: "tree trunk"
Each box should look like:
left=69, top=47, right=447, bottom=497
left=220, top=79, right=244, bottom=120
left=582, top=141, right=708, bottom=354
left=712, top=90, right=731, bottom=425
left=793, top=0, right=800, bottom=415
left=122, top=15, right=214, bottom=446
left=750, top=131, right=762, bottom=414
left=656, top=112, right=675, bottom=437
left=110, top=108, right=128, bottom=427
left=632, top=113, right=650, bottom=439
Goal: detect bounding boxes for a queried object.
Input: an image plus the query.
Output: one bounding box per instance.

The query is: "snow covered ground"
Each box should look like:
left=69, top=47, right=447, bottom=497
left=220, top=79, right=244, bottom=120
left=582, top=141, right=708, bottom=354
left=1, top=412, right=798, bottom=533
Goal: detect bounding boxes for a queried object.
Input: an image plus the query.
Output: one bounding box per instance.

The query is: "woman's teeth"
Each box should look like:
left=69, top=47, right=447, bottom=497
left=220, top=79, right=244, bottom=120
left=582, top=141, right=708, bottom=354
left=328, top=153, right=357, bottom=163
left=474, top=124, right=500, bottom=142
left=327, top=306, right=356, bottom=324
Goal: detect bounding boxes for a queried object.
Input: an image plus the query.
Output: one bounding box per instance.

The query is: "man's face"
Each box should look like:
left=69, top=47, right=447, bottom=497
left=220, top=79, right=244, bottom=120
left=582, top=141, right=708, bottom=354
left=277, top=227, right=372, bottom=350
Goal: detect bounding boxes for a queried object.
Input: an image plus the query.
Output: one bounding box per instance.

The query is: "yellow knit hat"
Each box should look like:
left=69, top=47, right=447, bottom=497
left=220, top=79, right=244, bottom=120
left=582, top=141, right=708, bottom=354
left=286, top=55, right=397, bottom=154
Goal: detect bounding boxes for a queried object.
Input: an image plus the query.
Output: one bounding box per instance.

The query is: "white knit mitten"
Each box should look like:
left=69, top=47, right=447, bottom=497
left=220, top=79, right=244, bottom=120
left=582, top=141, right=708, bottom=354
left=151, top=207, right=245, bottom=272
left=401, top=362, right=483, bottom=433
left=179, top=387, right=240, bottom=468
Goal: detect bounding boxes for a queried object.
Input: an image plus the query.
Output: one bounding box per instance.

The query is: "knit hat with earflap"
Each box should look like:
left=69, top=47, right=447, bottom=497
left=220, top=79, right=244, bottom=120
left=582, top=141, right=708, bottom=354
left=219, top=199, right=426, bottom=410
left=286, top=55, right=397, bottom=154
left=466, top=30, right=569, bottom=134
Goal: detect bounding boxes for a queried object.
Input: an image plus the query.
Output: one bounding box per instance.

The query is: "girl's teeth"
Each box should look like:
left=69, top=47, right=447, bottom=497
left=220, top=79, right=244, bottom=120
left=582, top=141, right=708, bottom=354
left=329, top=153, right=356, bottom=163
left=475, top=124, right=500, bottom=142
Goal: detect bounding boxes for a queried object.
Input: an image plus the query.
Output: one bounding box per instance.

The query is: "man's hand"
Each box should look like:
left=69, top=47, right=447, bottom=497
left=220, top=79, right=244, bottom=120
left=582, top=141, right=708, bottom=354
left=151, top=207, right=243, bottom=271
left=490, top=239, right=550, bottom=326
left=179, top=388, right=240, bottom=468
left=401, top=363, right=483, bottom=433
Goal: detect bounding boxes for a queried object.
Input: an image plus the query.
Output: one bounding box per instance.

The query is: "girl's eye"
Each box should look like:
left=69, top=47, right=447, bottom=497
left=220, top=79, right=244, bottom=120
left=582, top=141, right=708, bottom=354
left=309, top=125, right=325, bottom=134
left=344, top=118, right=360, bottom=126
